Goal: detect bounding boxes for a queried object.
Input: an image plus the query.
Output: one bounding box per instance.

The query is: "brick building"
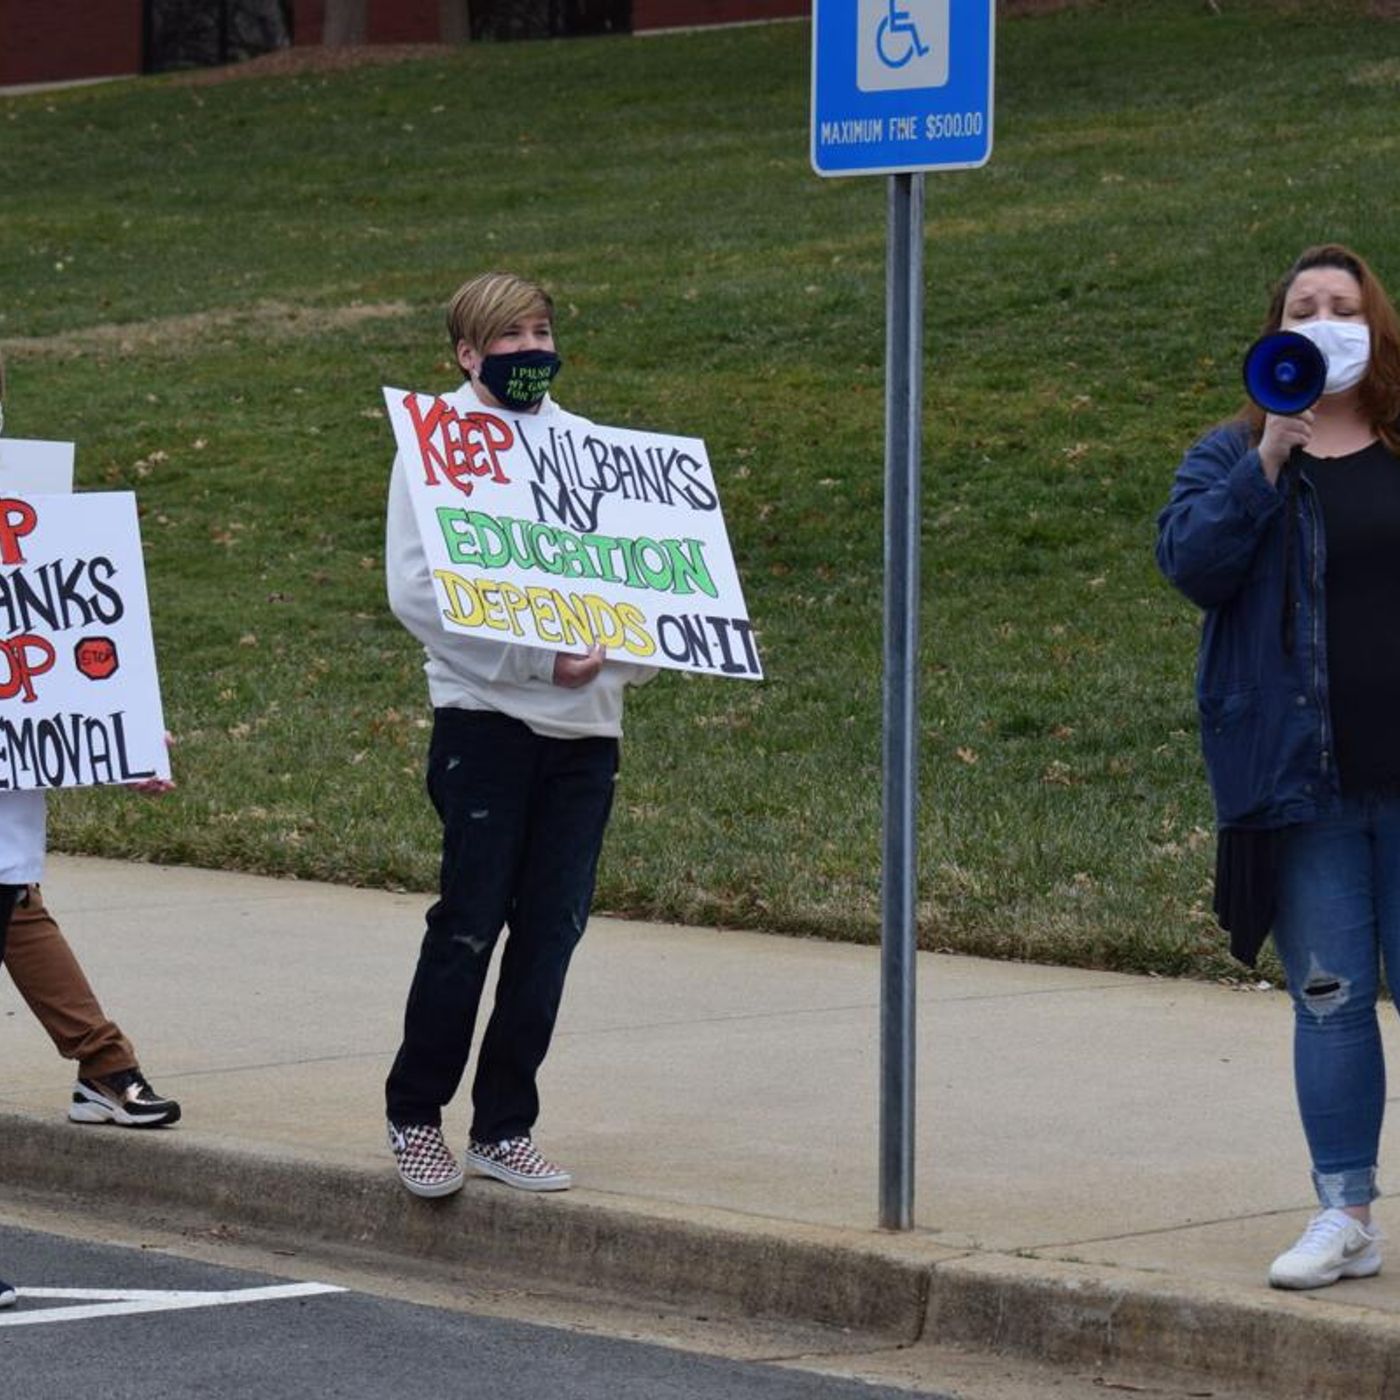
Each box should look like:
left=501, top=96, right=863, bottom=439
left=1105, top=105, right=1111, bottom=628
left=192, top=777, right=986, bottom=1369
left=0, top=0, right=807, bottom=88
left=0, top=0, right=144, bottom=86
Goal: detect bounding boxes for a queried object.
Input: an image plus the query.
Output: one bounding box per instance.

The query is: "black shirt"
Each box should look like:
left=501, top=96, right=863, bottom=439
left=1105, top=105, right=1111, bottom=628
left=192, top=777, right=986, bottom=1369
left=1306, top=441, right=1400, bottom=796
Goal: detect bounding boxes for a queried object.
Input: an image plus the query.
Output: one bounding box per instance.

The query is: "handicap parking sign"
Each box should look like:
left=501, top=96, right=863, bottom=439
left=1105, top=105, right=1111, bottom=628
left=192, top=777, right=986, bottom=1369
left=812, top=0, right=994, bottom=176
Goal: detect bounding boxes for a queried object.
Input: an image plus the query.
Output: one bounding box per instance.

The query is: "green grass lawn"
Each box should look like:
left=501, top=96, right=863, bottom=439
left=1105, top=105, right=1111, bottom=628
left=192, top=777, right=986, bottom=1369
left=2, top=0, right=1396, bottom=979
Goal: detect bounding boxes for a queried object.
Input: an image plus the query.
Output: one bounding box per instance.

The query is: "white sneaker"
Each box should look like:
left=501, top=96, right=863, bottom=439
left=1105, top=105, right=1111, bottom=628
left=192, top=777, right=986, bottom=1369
left=1269, top=1208, right=1382, bottom=1290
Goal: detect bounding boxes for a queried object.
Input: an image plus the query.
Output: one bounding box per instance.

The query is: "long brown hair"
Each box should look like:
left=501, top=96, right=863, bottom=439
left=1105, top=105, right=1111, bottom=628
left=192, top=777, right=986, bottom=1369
left=1242, top=244, right=1400, bottom=454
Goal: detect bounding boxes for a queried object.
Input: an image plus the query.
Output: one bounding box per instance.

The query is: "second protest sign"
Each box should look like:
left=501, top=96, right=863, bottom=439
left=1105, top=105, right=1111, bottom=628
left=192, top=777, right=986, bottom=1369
left=0, top=490, right=169, bottom=791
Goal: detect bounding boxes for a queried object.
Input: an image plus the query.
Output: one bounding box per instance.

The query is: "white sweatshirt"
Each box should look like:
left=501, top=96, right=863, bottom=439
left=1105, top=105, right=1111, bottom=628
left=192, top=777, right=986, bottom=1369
left=385, top=384, right=656, bottom=739
left=0, top=790, right=46, bottom=885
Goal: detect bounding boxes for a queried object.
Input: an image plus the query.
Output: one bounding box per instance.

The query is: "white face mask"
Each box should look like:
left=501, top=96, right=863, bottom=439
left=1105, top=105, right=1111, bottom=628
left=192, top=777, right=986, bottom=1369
left=1289, top=318, right=1371, bottom=395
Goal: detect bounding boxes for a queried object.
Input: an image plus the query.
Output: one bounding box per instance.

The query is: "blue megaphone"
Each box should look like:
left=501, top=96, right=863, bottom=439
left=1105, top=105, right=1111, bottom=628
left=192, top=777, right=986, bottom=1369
left=1242, top=331, right=1328, bottom=415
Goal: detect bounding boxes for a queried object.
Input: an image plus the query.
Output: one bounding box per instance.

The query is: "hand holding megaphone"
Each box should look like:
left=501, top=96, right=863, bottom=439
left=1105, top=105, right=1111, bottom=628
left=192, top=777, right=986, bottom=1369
left=1257, top=407, right=1315, bottom=483
left=1242, top=331, right=1328, bottom=483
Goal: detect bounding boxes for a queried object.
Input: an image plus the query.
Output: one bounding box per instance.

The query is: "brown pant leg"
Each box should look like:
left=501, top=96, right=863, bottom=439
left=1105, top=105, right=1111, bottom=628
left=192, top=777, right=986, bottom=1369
left=3, top=885, right=138, bottom=1080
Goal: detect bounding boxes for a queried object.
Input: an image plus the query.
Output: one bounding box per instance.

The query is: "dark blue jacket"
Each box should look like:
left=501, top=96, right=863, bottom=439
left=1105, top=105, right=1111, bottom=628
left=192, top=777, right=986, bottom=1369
left=1156, top=422, right=1341, bottom=830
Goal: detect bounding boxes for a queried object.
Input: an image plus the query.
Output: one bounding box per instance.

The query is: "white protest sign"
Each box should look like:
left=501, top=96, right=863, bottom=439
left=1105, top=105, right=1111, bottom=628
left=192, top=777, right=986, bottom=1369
left=384, top=389, right=762, bottom=680
left=0, top=491, right=170, bottom=790
left=0, top=437, right=75, bottom=494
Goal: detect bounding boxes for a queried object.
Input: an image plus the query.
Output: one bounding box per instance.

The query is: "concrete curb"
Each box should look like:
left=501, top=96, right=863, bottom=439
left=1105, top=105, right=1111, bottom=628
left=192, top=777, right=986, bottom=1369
left=924, top=1252, right=1400, bottom=1400
left=9, top=1110, right=1399, bottom=1397
left=3, top=1113, right=928, bottom=1340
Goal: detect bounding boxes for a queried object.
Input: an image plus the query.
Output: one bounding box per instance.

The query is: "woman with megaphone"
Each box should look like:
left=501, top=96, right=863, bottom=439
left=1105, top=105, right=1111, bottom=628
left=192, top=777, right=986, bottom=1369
left=1158, top=244, right=1400, bottom=1291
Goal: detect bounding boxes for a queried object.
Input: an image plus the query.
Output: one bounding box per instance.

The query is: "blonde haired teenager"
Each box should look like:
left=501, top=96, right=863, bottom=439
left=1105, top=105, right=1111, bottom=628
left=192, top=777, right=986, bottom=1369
left=384, top=273, right=655, bottom=1195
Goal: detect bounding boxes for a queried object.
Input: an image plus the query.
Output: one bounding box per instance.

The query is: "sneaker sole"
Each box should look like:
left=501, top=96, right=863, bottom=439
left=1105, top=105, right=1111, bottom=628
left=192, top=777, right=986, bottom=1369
left=464, top=1151, right=571, bottom=1193
left=69, top=1101, right=181, bottom=1128
left=1269, top=1251, right=1382, bottom=1289
left=395, top=1168, right=465, bottom=1199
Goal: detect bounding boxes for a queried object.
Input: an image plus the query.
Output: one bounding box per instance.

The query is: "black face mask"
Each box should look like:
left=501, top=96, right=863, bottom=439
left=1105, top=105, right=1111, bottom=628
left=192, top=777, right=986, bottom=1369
left=477, top=349, right=562, bottom=410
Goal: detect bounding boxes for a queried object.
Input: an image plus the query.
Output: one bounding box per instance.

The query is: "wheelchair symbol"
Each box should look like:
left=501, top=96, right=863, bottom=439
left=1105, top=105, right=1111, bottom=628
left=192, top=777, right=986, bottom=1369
left=855, top=0, right=950, bottom=92
left=876, top=0, right=930, bottom=68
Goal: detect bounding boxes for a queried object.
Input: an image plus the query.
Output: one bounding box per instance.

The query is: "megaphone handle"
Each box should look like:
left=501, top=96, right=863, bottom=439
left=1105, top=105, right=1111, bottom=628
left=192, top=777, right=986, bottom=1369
left=1279, top=452, right=1302, bottom=656
left=1259, top=414, right=1313, bottom=484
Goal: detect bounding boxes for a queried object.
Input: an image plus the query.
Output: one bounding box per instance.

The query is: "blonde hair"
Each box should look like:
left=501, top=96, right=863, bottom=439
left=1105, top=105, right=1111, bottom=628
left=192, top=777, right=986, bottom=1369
left=445, top=272, right=554, bottom=358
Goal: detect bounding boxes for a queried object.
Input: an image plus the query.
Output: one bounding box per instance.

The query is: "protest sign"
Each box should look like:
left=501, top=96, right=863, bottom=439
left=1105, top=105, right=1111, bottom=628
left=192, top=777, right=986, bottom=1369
left=0, top=491, right=170, bottom=791
left=384, top=389, right=762, bottom=680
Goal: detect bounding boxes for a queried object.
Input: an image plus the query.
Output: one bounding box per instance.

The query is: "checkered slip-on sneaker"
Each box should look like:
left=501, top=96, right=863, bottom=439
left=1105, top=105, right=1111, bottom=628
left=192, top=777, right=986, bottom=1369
left=387, top=1121, right=464, bottom=1199
left=464, top=1136, right=572, bottom=1192
left=0, top=1277, right=16, bottom=1309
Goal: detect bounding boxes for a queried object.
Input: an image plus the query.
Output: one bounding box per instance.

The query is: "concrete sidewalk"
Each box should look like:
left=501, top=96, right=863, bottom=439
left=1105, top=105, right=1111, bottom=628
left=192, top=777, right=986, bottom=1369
left=4, top=855, right=1400, bottom=1393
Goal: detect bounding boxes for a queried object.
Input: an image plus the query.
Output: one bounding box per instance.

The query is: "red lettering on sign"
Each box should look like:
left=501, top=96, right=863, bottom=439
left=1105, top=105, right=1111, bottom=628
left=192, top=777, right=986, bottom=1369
left=0, top=498, right=38, bottom=566
left=401, top=395, right=514, bottom=497
left=403, top=393, right=452, bottom=487
left=0, top=632, right=56, bottom=703
left=460, top=414, right=514, bottom=488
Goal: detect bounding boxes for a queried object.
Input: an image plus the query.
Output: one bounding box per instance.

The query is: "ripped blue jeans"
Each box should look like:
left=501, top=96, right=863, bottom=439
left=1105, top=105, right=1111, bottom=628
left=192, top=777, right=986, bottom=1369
left=385, top=709, right=618, bottom=1143
left=1273, top=797, right=1400, bottom=1208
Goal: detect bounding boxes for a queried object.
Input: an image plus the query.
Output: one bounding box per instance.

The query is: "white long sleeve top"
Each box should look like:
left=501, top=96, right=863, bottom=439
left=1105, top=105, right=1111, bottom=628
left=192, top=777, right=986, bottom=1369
left=0, top=790, right=46, bottom=885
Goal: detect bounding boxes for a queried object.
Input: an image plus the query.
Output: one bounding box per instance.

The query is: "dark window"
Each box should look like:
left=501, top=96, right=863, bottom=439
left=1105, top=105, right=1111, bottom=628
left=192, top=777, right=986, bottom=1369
left=143, top=0, right=292, bottom=73
left=468, top=0, right=632, bottom=41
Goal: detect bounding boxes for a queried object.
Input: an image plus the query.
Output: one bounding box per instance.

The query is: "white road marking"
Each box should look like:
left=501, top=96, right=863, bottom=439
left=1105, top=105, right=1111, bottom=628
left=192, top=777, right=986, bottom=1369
left=0, top=1281, right=346, bottom=1327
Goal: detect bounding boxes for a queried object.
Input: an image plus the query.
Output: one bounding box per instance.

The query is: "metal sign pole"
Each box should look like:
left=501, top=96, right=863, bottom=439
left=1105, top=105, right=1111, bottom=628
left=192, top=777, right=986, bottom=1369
left=879, top=170, right=924, bottom=1232
left=811, top=0, right=991, bottom=1232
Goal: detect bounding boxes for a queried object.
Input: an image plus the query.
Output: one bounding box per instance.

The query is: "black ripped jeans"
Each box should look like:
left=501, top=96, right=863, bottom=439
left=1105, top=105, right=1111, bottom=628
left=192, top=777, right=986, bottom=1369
left=385, top=708, right=618, bottom=1143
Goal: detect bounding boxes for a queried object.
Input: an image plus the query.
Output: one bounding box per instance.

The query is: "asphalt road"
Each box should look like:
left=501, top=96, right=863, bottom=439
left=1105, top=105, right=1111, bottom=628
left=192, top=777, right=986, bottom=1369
left=0, top=1224, right=955, bottom=1400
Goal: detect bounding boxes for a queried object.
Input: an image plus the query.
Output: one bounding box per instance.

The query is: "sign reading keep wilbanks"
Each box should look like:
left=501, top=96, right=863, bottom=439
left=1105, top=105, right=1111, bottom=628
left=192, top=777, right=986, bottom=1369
left=385, top=389, right=762, bottom=680
left=0, top=492, right=170, bottom=790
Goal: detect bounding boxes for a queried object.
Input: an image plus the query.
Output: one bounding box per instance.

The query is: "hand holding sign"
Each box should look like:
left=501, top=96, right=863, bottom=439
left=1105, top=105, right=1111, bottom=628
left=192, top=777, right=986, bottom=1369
left=553, top=644, right=606, bottom=689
